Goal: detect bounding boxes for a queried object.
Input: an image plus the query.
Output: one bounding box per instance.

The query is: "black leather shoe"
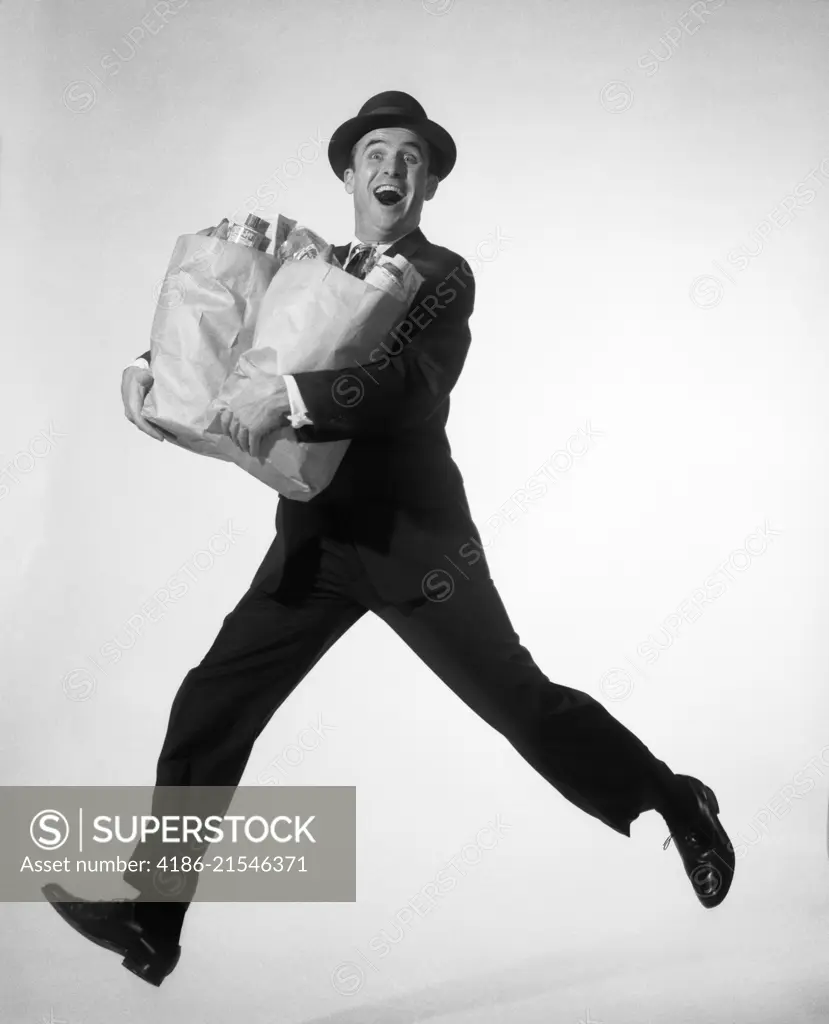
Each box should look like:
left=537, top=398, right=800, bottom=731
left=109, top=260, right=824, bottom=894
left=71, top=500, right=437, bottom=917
left=661, top=774, right=735, bottom=909
left=41, top=884, right=181, bottom=986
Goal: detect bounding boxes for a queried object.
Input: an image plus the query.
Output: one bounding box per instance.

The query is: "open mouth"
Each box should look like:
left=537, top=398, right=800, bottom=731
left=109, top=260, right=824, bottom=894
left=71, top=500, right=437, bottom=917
left=373, top=184, right=406, bottom=206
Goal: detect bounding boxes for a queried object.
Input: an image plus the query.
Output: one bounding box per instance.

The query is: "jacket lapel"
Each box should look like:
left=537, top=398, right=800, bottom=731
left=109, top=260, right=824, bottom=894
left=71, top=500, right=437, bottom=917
left=384, top=226, right=426, bottom=264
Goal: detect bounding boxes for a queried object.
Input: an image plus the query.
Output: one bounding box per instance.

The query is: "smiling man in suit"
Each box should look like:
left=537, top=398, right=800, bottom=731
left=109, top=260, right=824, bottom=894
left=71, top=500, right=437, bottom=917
left=43, top=91, right=735, bottom=986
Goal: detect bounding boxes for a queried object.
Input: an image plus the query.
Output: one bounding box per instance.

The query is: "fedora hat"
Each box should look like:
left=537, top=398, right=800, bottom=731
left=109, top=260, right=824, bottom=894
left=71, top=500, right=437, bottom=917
left=328, top=91, right=456, bottom=181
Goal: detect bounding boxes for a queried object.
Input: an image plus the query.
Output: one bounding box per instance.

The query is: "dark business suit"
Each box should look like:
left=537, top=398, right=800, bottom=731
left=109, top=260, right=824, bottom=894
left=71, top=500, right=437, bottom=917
left=127, top=227, right=681, bottom=931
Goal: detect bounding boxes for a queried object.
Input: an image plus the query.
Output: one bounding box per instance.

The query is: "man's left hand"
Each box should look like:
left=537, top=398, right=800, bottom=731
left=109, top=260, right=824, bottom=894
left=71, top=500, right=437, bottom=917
left=217, top=375, right=292, bottom=458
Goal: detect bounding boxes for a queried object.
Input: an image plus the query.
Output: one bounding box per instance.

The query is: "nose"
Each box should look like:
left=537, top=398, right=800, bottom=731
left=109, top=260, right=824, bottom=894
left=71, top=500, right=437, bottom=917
left=381, top=153, right=406, bottom=177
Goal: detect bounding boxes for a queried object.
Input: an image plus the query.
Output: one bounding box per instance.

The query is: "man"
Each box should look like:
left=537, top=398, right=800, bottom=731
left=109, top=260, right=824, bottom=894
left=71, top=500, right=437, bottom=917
left=42, top=91, right=735, bottom=987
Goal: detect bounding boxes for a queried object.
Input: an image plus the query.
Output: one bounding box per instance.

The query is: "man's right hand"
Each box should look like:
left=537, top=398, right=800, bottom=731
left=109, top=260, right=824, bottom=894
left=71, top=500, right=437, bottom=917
left=122, top=365, right=165, bottom=441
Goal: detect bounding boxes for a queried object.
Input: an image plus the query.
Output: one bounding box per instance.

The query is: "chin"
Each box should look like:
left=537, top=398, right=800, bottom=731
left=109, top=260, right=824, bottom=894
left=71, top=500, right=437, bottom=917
left=379, top=209, right=404, bottom=227
left=375, top=201, right=410, bottom=227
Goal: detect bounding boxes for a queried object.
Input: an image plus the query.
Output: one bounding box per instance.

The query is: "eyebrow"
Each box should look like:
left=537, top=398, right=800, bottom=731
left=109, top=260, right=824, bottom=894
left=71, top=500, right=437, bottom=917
left=361, top=137, right=424, bottom=157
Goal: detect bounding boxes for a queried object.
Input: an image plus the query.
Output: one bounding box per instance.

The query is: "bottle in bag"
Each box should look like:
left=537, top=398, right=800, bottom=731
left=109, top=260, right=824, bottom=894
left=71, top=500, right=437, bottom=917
left=226, top=214, right=271, bottom=251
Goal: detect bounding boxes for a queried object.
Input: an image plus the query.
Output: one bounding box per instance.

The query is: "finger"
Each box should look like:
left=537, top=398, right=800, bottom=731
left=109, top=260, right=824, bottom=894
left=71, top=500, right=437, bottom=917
left=217, top=410, right=232, bottom=435
left=196, top=226, right=216, bottom=236
left=215, top=219, right=230, bottom=240
left=249, top=431, right=260, bottom=459
left=132, top=413, right=165, bottom=441
left=128, top=384, right=163, bottom=441
left=237, top=426, right=250, bottom=454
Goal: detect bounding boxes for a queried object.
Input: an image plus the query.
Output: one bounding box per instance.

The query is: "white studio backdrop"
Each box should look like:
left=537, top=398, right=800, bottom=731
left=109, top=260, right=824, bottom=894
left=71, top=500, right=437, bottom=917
left=2, top=0, right=828, bottom=1022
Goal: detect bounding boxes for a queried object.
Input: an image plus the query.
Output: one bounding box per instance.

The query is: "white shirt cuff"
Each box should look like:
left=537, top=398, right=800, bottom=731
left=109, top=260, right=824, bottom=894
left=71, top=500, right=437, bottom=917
left=283, top=374, right=313, bottom=429
left=129, top=357, right=151, bottom=371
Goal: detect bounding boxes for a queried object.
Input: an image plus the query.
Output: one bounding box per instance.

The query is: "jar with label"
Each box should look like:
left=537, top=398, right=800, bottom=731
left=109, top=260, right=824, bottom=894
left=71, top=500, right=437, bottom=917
left=226, top=214, right=271, bottom=251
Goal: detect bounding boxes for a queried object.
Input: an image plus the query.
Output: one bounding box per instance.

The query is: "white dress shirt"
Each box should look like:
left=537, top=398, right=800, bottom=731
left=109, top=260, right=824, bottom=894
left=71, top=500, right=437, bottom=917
left=129, top=234, right=407, bottom=430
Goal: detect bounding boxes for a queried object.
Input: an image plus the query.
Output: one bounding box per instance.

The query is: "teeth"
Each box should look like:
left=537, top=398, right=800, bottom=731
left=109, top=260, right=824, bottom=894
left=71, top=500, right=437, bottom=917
left=373, top=184, right=405, bottom=207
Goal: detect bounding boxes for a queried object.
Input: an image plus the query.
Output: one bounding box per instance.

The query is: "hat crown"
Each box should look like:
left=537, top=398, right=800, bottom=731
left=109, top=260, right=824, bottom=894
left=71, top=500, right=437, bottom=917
left=357, top=91, right=427, bottom=119
left=328, top=90, right=456, bottom=181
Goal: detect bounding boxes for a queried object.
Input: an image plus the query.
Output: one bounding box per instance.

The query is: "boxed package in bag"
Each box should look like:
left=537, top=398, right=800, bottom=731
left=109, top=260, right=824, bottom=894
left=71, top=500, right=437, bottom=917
left=204, top=219, right=424, bottom=500
left=141, top=215, right=278, bottom=455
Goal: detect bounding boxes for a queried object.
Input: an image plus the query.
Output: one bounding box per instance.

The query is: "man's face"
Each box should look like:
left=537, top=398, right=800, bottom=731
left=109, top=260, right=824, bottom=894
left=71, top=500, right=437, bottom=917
left=344, top=127, right=439, bottom=242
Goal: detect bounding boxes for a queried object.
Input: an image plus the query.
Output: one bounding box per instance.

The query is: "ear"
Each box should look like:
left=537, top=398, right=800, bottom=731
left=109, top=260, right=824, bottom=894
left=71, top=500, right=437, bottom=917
left=344, top=168, right=355, bottom=195
left=424, top=173, right=439, bottom=202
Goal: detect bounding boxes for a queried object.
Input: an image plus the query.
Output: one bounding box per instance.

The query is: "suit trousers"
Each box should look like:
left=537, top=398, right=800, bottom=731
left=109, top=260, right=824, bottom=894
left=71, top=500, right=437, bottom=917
left=124, top=534, right=682, bottom=938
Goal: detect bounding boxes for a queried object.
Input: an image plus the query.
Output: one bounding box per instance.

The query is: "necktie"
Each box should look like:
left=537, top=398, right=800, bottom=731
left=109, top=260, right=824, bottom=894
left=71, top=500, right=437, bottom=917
left=343, top=243, right=376, bottom=279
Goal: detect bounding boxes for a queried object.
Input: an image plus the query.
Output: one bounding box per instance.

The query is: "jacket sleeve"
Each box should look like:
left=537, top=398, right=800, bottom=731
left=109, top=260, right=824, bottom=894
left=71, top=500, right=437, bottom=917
left=290, top=259, right=476, bottom=442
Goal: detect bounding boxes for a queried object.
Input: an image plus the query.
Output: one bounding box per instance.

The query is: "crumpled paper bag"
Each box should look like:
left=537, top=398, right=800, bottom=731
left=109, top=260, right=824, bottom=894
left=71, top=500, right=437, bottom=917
left=205, top=231, right=424, bottom=500
left=141, top=232, right=278, bottom=456
left=242, top=250, right=425, bottom=373
left=142, top=219, right=423, bottom=502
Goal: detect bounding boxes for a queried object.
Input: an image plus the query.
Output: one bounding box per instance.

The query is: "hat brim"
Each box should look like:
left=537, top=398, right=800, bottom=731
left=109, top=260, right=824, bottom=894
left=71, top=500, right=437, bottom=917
left=328, top=113, right=456, bottom=181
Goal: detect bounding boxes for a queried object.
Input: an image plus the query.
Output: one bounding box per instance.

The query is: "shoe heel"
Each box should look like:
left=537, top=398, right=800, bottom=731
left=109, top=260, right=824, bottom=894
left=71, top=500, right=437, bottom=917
left=122, top=945, right=180, bottom=987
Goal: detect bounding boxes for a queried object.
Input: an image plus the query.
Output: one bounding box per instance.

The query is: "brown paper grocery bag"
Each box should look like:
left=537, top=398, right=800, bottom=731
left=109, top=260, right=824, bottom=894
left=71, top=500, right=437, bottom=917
left=141, top=233, right=278, bottom=455
left=249, top=255, right=423, bottom=372
left=205, top=251, right=423, bottom=500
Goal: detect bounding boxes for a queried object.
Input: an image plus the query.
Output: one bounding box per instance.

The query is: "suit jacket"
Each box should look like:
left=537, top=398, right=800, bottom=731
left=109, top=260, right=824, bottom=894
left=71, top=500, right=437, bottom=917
left=140, top=226, right=492, bottom=604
